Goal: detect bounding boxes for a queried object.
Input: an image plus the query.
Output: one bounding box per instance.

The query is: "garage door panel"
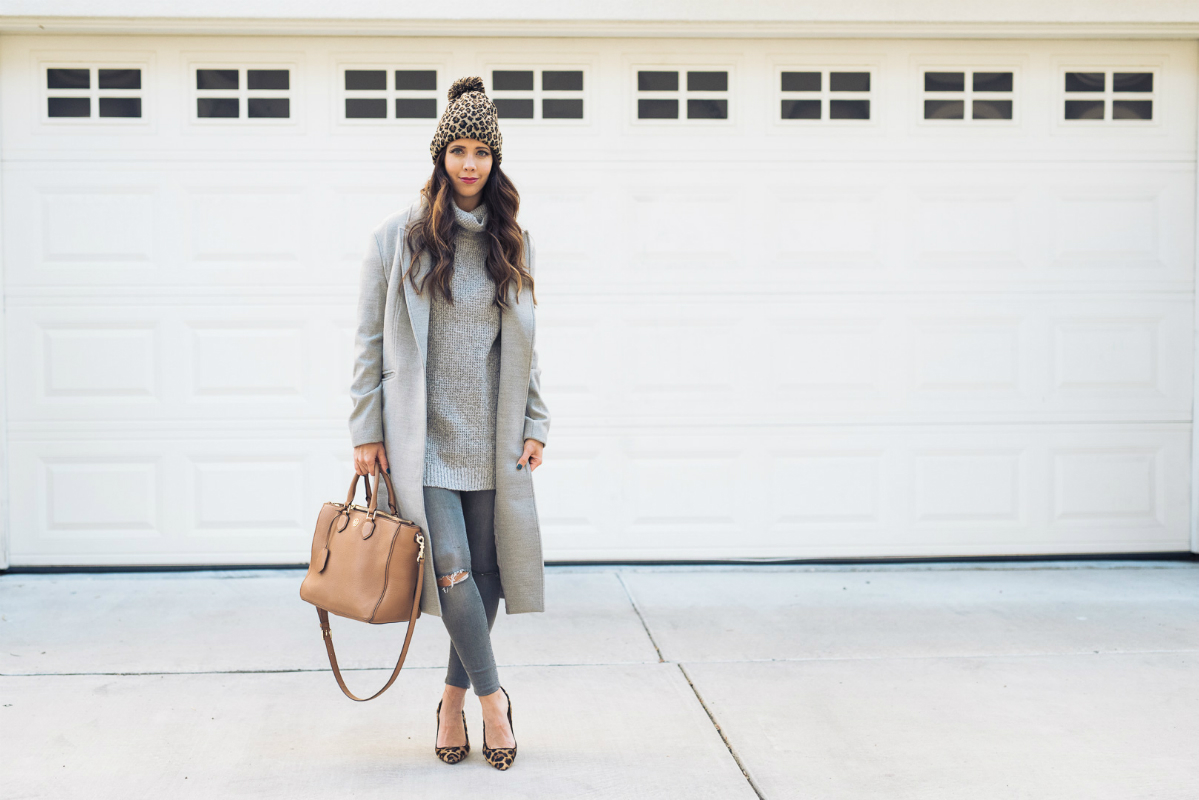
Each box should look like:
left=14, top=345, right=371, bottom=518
left=1052, top=191, right=1165, bottom=268
left=38, top=187, right=158, bottom=265
left=1050, top=317, right=1167, bottom=395
left=538, top=425, right=1190, bottom=561
left=186, top=322, right=306, bottom=399
left=41, top=458, right=161, bottom=535
left=188, top=457, right=307, bottom=534
left=908, top=316, right=1022, bottom=394
left=1051, top=447, right=1166, bottom=526
left=908, top=186, right=1027, bottom=270
left=3, top=175, right=164, bottom=281
left=1046, top=175, right=1194, bottom=275
left=911, top=448, right=1026, bottom=525
left=38, top=322, right=159, bottom=400
left=772, top=189, right=886, bottom=268
left=185, top=188, right=308, bottom=265
left=773, top=316, right=886, bottom=398
left=6, top=313, right=167, bottom=417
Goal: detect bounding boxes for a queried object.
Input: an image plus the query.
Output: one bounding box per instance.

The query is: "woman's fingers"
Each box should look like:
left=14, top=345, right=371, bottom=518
left=519, top=439, right=544, bottom=472
left=352, top=443, right=386, bottom=476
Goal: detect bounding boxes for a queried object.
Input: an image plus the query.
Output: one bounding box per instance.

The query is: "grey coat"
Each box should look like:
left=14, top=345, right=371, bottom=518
left=348, top=198, right=550, bottom=617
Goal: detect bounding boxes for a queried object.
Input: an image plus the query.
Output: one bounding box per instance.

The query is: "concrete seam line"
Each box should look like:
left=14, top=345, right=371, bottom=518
left=0, top=660, right=671, bottom=678
left=678, top=662, right=766, bottom=800
left=0, top=667, right=454, bottom=678
left=615, top=571, right=665, bottom=663
left=9, top=647, right=1195, bottom=678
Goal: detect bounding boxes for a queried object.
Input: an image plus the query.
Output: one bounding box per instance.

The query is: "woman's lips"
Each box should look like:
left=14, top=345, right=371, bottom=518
left=461, top=177, right=478, bottom=183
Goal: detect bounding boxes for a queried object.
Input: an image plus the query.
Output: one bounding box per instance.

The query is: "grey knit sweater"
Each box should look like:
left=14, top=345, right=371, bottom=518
left=423, top=198, right=501, bottom=491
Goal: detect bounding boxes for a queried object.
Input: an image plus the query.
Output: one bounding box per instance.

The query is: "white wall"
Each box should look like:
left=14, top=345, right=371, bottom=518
left=2, top=0, right=1199, bottom=25
left=3, top=2, right=1199, bottom=42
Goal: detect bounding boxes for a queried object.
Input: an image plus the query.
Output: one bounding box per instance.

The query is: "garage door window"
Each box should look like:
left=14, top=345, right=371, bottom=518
left=194, top=67, right=291, bottom=120
left=635, top=69, right=729, bottom=121
left=1063, top=70, right=1154, bottom=121
left=45, top=66, right=143, bottom=120
left=340, top=68, right=439, bottom=121
left=779, top=70, right=872, bottom=121
left=488, top=68, right=586, bottom=121
left=923, top=70, right=1014, bottom=121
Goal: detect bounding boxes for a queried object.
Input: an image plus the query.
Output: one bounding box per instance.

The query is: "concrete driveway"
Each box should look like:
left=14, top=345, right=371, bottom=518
left=1, top=560, right=1196, bottom=799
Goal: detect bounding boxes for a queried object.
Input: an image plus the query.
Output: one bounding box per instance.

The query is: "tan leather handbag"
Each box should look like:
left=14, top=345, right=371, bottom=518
left=299, top=469, right=426, bottom=701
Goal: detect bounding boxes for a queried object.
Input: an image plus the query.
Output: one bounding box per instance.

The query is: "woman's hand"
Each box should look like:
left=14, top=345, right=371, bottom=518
left=354, top=442, right=389, bottom=476
left=517, top=439, right=544, bottom=472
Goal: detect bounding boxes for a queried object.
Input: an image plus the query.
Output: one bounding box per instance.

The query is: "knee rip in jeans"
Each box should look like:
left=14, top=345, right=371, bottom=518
left=437, top=568, right=499, bottom=593
left=437, top=569, right=469, bottom=593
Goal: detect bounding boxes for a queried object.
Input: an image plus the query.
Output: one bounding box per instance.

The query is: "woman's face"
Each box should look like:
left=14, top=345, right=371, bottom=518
left=444, top=137, right=493, bottom=200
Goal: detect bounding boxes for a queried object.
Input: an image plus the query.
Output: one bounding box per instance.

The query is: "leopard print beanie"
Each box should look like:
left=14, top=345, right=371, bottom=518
left=430, top=76, right=503, bottom=167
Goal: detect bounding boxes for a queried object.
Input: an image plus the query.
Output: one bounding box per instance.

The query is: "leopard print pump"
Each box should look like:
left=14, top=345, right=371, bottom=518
left=481, top=686, right=517, bottom=770
left=434, top=698, right=470, bottom=764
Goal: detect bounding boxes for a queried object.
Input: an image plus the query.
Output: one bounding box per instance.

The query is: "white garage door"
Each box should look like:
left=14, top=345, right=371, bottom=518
left=2, top=35, right=1194, bottom=565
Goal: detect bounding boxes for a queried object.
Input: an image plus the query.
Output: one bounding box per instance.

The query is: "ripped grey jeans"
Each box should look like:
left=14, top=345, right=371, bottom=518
left=422, top=485, right=502, bottom=697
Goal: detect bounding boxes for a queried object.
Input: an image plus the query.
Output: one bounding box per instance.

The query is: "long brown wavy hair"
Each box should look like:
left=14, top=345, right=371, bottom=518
left=403, top=144, right=536, bottom=309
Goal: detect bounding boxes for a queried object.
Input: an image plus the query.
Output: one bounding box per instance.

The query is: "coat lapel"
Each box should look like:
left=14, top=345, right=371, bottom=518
left=403, top=250, right=432, bottom=367
left=501, top=229, right=536, bottom=359
left=500, top=276, right=534, bottom=364
left=398, top=200, right=432, bottom=366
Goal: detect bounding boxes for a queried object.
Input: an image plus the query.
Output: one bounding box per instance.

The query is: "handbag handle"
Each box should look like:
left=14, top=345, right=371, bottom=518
left=315, top=546, right=425, bottom=702
left=344, top=469, right=399, bottom=516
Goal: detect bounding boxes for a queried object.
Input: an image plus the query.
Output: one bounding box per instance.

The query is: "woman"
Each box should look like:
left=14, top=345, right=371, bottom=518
left=347, top=76, right=549, bottom=771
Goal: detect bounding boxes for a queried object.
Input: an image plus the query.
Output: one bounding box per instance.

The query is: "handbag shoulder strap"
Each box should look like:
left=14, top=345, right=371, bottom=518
left=315, top=549, right=425, bottom=702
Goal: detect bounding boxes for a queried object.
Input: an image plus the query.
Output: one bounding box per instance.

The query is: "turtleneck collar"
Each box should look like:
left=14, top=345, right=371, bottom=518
left=451, top=197, right=488, bottom=233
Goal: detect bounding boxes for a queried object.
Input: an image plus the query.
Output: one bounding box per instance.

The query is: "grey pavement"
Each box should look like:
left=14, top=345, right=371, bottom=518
left=1, top=560, right=1197, bottom=799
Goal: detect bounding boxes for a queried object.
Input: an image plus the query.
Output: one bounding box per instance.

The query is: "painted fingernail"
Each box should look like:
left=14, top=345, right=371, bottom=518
left=516, top=464, right=523, bottom=470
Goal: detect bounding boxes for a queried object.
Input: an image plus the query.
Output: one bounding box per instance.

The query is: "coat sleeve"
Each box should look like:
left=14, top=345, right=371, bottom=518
left=348, top=230, right=388, bottom=447
left=522, top=229, right=551, bottom=447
